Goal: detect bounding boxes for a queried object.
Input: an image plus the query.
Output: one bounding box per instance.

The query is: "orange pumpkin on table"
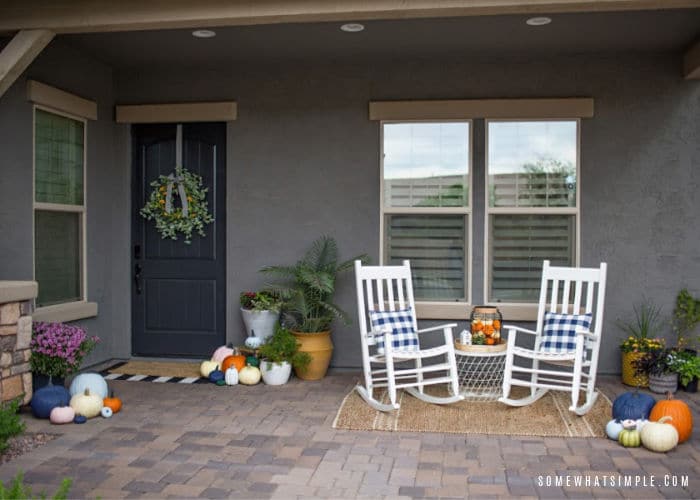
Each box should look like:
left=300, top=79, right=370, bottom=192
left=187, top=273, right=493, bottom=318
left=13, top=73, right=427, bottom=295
left=221, top=353, right=246, bottom=372
left=649, top=392, right=693, bottom=443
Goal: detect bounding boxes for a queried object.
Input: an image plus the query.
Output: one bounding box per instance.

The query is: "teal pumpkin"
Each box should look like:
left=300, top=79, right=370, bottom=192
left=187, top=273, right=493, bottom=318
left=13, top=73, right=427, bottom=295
left=245, top=356, right=260, bottom=368
left=618, top=428, right=641, bottom=447
left=69, top=373, right=109, bottom=399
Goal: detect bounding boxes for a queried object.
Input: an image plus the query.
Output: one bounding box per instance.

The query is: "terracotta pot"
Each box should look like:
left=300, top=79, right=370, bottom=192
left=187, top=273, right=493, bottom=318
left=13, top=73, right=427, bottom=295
left=621, top=351, right=648, bottom=388
left=291, top=330, right=333, bottom=380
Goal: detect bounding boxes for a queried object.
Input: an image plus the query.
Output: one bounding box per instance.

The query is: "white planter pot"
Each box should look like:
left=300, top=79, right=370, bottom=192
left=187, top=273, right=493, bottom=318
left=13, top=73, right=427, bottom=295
left=240, top=308, right=280, bottom=342
left=260, top=360, right=292, bottom=385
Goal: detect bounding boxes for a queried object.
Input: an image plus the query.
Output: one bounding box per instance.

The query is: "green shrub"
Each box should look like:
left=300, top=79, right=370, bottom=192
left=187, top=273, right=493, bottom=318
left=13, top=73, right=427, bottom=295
left=0, top=471, right=71, bottom=500
left=0, top=397, right=25, bottom=453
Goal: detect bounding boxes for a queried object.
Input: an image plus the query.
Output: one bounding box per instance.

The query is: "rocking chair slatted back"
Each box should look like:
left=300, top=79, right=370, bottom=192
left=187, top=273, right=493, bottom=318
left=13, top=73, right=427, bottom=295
left=356, top=260, right=417, bottom=347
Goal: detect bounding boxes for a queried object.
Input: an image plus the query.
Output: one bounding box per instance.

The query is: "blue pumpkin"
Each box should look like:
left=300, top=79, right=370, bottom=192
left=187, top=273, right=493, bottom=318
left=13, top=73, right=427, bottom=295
left=612, top=391, right=656, bottom=420
left=74, top=415, right=87, bottom=424
left=209, top=369, right=225, bottom=383
left=30, top=384, right=71, bottom=419
left=69, top=373, right=108, bottom=399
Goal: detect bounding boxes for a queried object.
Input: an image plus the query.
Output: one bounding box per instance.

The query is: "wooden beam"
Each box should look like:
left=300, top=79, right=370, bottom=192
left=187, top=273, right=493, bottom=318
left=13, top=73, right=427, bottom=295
left=0, top=29, right=53, bottom=98
left=683, top=38, right=700, bottom=80
left=0, top=0, right=698, bottom=34
left=369, top=98, right=594, bottom=120
left=27, top=80, right=97, bottom=120
left=115, top=102, right=238, bottom=123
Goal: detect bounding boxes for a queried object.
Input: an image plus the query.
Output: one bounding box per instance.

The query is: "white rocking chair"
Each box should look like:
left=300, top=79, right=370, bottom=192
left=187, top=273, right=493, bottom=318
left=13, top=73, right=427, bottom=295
left=499, top=260, right=607, bottom=416
left=354, top=260, right=464, bottom=412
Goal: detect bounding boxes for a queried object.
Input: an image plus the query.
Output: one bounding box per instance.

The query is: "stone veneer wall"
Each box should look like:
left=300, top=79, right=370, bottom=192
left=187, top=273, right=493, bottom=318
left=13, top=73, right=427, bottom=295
left=0, top=282, right=37, bottom=405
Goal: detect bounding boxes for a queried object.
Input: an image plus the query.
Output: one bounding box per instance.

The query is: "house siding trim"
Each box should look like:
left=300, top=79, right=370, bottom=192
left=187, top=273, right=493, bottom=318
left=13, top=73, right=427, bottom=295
left=27, top=80, right=97, bottom=120
left=115, top=102, right=238, bottom=123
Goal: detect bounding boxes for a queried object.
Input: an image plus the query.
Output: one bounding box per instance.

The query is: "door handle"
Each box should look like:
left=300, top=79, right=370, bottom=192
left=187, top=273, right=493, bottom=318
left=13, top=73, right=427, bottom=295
left=134, top=264, right=142, bottom=295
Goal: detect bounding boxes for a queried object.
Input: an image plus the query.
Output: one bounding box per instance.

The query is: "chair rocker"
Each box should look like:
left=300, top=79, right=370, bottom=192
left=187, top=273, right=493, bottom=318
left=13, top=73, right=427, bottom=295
left=499, top=260, right=607, bottom=416
left=354, top=260, right=464, bottom=412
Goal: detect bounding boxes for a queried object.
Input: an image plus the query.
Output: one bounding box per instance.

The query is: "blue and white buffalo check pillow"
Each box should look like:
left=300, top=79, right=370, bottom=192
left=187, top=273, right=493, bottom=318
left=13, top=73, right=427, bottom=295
left=369, top=308, right=419, bottom=355
left=540, top=312, right=593, bottom=354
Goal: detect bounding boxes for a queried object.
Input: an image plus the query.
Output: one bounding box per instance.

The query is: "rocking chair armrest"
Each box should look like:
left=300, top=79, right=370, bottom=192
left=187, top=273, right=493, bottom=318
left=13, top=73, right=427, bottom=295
left=576, top=327, right=597, bottom=339
left=503, top=324, right=538, bottom=336
left=416, top=323, right=458, bottom=334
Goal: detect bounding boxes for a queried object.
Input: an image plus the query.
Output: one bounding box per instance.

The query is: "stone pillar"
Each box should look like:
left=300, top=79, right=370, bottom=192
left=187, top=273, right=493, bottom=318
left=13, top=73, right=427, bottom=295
left=0, top=282, right=37, bottom=405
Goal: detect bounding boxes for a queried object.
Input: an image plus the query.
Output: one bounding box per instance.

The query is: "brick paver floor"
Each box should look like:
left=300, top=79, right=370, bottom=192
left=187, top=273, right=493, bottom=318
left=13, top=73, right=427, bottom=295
left=1, top=372, right=699, bottom=499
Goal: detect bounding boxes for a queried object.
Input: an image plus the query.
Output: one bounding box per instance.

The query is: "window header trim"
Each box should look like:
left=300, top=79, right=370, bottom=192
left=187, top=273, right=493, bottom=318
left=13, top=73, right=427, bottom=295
left=27, top=80, right=97, bottom=120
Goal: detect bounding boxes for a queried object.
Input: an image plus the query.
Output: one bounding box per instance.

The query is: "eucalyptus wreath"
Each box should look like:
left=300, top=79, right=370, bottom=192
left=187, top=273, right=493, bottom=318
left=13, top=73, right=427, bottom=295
left=140, top=166, right=214, bottom=244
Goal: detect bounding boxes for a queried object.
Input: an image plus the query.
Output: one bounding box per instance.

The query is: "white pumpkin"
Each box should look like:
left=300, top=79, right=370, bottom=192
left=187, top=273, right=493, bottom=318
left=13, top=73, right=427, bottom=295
left=70, top=388, right=103, bottom=418
left=224, top=367, right=239, bottom=385
left=641, top=416, right=679, bottom=453
left=635, top=419, right=649, bottom=431
left=239, top=365, right=261, bottom=385
left=605, top=419, right=624, bottom=440
left=211, top=345, right=235, bottom=364
left=200, top=360, right=220, bottom=377
left=49, top=406, right=75, bottom=425
left=69, top=373, right=109, bottom=399
left=101, top=406, right=113, bottom=418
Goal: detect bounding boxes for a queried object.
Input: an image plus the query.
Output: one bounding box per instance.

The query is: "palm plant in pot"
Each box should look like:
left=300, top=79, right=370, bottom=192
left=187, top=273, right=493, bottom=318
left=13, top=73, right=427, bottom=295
left=261, top=235, right=369, bottom=380
left=257, top=325, right=311, bottom=385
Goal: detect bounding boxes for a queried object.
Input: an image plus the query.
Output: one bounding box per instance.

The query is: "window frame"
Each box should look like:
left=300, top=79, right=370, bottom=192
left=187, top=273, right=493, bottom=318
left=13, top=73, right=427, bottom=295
left=483, top=118, right=581, bottom=309
left=32, top=104, right=88, bottom=310
left=379, top=119, right=473, bottom=317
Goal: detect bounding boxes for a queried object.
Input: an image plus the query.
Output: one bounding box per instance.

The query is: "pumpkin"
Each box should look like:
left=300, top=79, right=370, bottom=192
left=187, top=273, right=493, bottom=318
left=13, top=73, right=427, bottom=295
left=103, top=391, right=122, bottom=414
left=641, top=416, right=679, bottom=452
left=200, top=360, right=220, bottom=377
left=49, top=406, right=75, bottom=425
left=245, top=336, right=263, bottom=349
left=649, top=392, right=693, bottom=443
left=246, top=355, right=260, bottom=368
left=224, top=367, right=239, bottom=385
left=30, top=384, right=71, bottom=419
left=618, top=427, right=641, bottom=447
left=70, top=388, right=103, bottom=419
left=69, top=373, right=109, bottom=399
left=612, top=391, right=656, bottom=420
left=209, top=369, right=224, bottom=384
left=605, top=419, right=624, bottom=440
left=221, top=354, right=246, bottom=373
left=239, top=365, right=261, bottom=385
left=74, top=415, right=87, bottom=424
left=211, top=345, right=235, bottom=364
left=101, top=406, right=113, bottom=418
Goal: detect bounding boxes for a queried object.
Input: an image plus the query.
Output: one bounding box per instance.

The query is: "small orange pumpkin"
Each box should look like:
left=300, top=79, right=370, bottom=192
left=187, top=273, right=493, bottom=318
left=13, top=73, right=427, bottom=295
left=649, top=392, right=693, bottom=443
left=221, top=353, right=246, bottom=372
left=103, top=390, right=122, bottom=414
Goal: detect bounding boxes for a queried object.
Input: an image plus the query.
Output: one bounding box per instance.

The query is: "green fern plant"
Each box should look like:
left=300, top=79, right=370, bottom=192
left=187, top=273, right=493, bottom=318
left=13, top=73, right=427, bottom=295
left=261, top=235, right=369, bottom=333
left=0, top=397, right=25, bottom=453
left=0, top=471, right=71, bottom=500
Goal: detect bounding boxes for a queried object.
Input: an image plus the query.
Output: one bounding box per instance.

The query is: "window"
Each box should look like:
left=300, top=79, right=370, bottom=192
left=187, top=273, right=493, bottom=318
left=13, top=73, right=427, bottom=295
left=486, top=120, right=579, bottom=303
left=381, top=122, right=471, bottom=302
left=33, top=107, right=86, bottom=307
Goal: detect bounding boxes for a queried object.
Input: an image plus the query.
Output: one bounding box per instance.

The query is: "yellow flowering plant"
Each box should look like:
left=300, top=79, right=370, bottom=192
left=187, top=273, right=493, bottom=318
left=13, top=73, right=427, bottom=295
left=618, top=300, right=665, bottom=353
left=140, top=166, right=214, bottom=244
left=619, top=336, right=665, bottom=353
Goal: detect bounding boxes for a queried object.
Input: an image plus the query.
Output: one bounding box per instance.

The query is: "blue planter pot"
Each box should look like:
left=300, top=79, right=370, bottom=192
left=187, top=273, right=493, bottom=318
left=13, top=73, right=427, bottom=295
left=32, top=373, right=65, bottom=390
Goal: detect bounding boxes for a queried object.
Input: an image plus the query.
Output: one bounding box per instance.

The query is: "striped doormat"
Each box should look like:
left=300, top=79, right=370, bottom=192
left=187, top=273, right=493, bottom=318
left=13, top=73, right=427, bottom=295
left=101, top=360, right=208, bottom=384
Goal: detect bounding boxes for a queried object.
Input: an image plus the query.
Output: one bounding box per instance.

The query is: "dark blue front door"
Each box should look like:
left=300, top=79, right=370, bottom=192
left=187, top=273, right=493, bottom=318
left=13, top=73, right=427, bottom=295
left=131, top=123, right=226, bottom=357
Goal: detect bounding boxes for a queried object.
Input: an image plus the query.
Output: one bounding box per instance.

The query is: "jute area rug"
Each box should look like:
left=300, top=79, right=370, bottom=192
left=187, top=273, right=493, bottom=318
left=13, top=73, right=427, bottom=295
left=103, top=360, right=204, bottom=383
left=333, top=387, right=611, bottom=438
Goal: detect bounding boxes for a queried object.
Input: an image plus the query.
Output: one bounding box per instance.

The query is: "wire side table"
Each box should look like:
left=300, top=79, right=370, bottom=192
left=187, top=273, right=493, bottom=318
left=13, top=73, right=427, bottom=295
left=454, top=341, right=507, bottom=401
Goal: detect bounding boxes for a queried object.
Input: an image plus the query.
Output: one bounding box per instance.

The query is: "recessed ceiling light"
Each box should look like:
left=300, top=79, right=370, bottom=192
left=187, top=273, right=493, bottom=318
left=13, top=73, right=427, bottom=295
left=526, top=17, right=552, bottom=26
left=192, top=29, right=216, bottom=38
left=340, top=23, right=365, bottom=33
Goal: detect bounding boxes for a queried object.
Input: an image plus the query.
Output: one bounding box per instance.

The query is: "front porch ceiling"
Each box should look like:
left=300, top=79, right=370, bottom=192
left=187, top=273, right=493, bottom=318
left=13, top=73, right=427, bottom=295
left=0, top=29, right=53, bottom=97
left=1, top=0, right=700, bottom=34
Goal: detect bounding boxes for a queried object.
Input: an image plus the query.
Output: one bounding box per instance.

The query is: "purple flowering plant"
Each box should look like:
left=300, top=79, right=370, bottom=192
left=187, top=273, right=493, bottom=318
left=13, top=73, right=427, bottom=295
left=29, top=322, right=100, bottom=378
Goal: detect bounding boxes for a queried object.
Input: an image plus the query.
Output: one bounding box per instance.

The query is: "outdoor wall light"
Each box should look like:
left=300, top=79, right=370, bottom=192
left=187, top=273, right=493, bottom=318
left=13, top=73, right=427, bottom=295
left=525, top=17, right=552, bottom=26
left=192, top=29, right=217, bottom=38
left=340, top=23, right=365, bottom=33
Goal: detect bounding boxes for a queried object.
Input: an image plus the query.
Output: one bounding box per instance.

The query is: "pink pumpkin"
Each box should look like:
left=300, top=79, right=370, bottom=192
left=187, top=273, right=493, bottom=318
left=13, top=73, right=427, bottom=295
left=211, top=345, right=234, bottom=364
left=50, top=406, right=75, bottom=425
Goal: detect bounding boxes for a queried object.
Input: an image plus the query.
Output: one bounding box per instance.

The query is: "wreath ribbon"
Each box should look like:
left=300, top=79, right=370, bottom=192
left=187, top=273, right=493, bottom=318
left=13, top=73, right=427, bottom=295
left=165, top=174, right=189, bottom=217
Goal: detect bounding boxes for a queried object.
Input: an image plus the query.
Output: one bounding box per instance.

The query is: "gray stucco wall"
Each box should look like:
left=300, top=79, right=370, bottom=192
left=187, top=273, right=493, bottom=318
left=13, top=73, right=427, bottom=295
left=2, top=44, right=698, bottom=374
left=116, top=53, right=700, bottom=374
left=0, top=40, right=130, bottom=365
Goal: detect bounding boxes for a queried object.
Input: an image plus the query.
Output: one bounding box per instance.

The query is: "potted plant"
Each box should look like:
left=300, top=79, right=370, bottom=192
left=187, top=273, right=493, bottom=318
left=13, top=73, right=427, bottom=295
left=240, top=290, right=282, bottom=344
left=672, top=288, right=700, bottom=351
left=29, top=322, right=100, bottom=389
left=669, top=350, right=700, bottom=393
left=261, top=235, right=369, bottom=380
left=633, top=347, right=678, bottom=394
left=257, top=325, right=312, bottom=385
left=617, top=300, right=664, bottom=387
